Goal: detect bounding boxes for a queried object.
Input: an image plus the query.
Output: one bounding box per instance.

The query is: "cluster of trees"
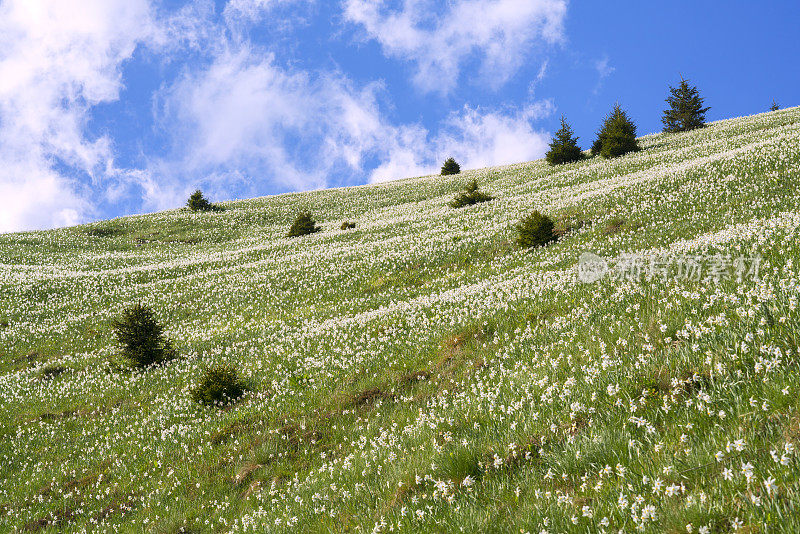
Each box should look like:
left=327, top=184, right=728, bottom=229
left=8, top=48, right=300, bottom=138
left=186, top=78, right=784, bottom=243
left=184, top=78, right=791, bottom=256
left=545, top=77, right=713, bottom=166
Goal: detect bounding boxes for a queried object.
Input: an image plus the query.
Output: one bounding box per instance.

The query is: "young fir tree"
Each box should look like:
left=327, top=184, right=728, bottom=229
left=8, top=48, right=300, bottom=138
left=187, top=190, right=214, bottom=211
left=591, top=104, right=640, bottom=158
left=112, top=304, right=176, bottom=368
left=770, top=100, right=780, bottom=112
left=288, top=212, right=321, bottom=237
left=440, top=157, right=461, bottom=175
left=546, top=116, right=584, bottom=165
left=661, top=77, right=710, bottom=133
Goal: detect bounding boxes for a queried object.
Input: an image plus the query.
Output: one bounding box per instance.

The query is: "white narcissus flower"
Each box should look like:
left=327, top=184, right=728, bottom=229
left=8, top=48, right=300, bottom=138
left=763, top=476, right=777, bottom=496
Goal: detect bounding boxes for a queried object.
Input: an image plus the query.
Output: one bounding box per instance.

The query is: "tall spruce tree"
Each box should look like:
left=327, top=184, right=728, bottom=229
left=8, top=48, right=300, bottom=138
left=591, top=104, right=640, bottom=159
left=440, top=157, right=461, bottom=175
left=661, top=77, right=710, bottom=133
left=546, top=116, right=584, bottom=165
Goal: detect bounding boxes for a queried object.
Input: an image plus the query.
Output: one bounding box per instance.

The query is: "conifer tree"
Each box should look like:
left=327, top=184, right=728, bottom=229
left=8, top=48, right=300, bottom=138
left=112, top=304, right=176, bottom=368
left=546, top=116, right=584, bottom=165
left=661, top=78, right=710, bottom=133
left=440, top=157, right=461, bottom=175
left=591, top=104, right=640, bottom=158
left=187, top=190, right=214, bottom=211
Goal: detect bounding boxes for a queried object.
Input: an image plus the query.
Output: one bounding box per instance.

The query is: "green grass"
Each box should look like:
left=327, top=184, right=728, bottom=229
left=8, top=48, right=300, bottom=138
left=1, top=107, right=800, bottom=532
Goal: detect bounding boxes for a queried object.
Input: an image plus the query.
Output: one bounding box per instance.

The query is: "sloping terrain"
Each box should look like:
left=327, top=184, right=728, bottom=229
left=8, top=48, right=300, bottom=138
left=1, top=107, right=800, bottom=533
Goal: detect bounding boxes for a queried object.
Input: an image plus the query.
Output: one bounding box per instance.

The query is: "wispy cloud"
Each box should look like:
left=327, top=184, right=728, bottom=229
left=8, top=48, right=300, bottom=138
left=593, top=54, right=615, bottom=94
left=224, top=0, right=314, bottom=22
left=149, top=45, right=398, bottom=207
left=343, top=0, right=567, bottom=94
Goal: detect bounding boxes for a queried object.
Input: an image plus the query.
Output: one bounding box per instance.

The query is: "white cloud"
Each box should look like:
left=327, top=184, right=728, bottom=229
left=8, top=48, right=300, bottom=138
left=0, top=0, right=157, bottom=232
left=156, top=40, right=554, bottom=195
left=370, top=101, right=553, bottom=182
left=436, top=102, right=553, bottom=169
left=595, top=55, right=614, bottom=79
left=0, top=164, right=88, bottom=231
left=344, top=0, right=567, bottom=93
left=153, top=37, right=554, bottom=201
left=366, top=124, right=433, bottom=182
left=528, top=59, right=549, bottom=96
left=152, top=44, right=401, bottom=205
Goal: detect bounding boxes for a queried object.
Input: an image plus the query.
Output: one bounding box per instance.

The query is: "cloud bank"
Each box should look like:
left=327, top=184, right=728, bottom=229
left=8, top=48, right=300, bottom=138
left=0, top=0, right=157, bottom=231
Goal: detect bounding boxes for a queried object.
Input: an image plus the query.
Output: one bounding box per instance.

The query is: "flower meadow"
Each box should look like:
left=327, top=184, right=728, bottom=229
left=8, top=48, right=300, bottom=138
left=1, top=107, right=800, bottom=533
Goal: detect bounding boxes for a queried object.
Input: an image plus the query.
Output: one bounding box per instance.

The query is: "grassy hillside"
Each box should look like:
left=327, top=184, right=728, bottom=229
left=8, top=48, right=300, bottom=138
left=1, top=107, right=800, bottom=533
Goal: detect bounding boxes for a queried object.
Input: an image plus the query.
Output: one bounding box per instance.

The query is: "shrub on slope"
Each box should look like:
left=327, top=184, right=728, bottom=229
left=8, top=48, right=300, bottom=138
left=288, top=212, right=321, bottom=237
left=441, top=157, right=461, bottom=175
left=192, top=365, right=247, bottom=407
left=449, top=179, right=494, bottom=208
left=187, top=190, right=219, bottom=212
left=516, top=211, right=556, bottom=249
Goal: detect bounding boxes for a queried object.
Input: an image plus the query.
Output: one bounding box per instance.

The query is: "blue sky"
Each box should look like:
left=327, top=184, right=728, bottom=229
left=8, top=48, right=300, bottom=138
left=0, top=0, right=798, bottom=232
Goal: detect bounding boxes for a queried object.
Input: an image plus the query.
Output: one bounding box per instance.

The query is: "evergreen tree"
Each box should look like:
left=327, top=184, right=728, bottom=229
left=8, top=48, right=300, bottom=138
left=591, top=104, right=640, bottom=158
left=112, top=304, right=176, bottom=367
left=440, top=157, right=461, bottom=175
left=187, top=190, right=214, bottom=211
left=288, top=212, right=321, bottom=237
left=661, top=78, right=710, bottom=133
left=590, top=136, right=604, bottom=156
left=770, top=100, right=780, bottom=112
left=546, top=116, right=584, bottom=165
